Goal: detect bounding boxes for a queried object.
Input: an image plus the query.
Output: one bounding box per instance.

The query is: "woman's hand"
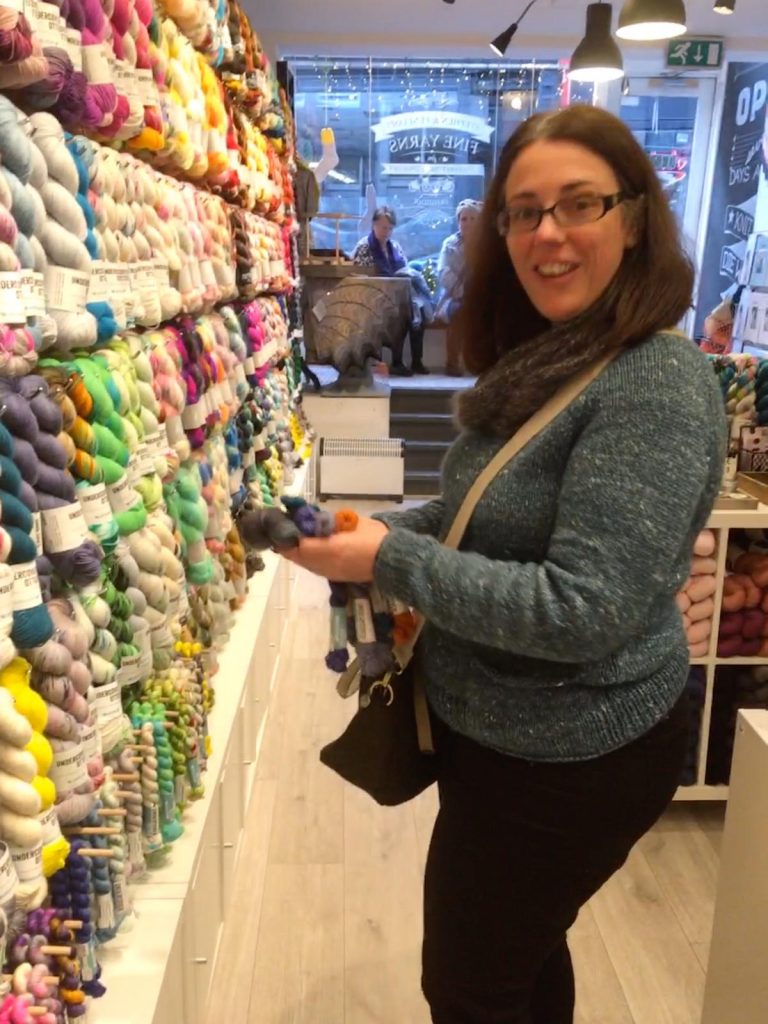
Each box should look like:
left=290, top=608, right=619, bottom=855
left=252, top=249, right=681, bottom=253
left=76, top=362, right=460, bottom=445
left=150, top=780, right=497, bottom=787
left=280, top=516, right=389, bottom=583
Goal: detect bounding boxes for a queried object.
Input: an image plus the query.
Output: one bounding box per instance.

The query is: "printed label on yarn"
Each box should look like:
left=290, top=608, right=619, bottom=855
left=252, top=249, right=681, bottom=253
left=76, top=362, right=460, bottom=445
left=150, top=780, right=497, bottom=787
left=83, top=42, right=112, bottom=85
left=65, top=29, right=83, bottom=72
left=6, top=0, right=22, bottom=12
left=107, top=474, right=139, bottom=514
left=11, top=562, right=43, bottom=612
left=0, top=846, right=17, bottom=903
left=39, top=805, right=63, bottom=845
left=50, top=741, right=87, bottom=792
left=112, top=873, right=128, bottom=916
left=41, top=502, right=90, bottom=554
left=160, top=788, right=175, bottom=825
left=136, top=442, right=154, bottom=477
left=31, top=512, right=43, bottom=557
left=0, top=573, right=14, bottom=635
left=181, top=401, right=207, bottom=431
left=115, top=60, right=140, bottom=104
left=93, top=680, right=122, bottom=724
left=81, top=721, right=100, bottom=760
left=18, top=271, right=42, bottom=318
left=153, top=259, right=170, bottom=291
left=78, top=483, right=113, bottom=528
left=144, top=803, right=160, bottom=839
left=137, top=67, right=159, bottom=107
left=44, top=266, right=89, bottom=314
left=117, top=653, right=141, bottom=687
left=34, top=1, right=61, bottom=45
left=9, top=842, right=43, bottom=882
left=144, top=432, right=162, bottom=460
left=244, top=357, right=256, bottom=375
left=253, top=340, right=278, bottom=369
left=87, top=261, right=111, bottom=303
left=157, top=422, right=170, bottom=450
left=242, top=449, right=255, bottom=469
left=0, top=272, right=26, bottom=324
left=354, top=598, right=376, bottom=644
left=229, top=468, right=244, bottom=494
left=30, top=273, right=46, bottom=317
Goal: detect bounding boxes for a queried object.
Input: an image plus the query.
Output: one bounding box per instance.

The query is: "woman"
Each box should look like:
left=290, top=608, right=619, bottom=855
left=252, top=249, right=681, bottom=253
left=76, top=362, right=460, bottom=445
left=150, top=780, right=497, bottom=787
left=436, top=199, right=482, bottom=375
left=352, top=206, right=428, bottom=376
left=284, top=105, right=726, bottom=1023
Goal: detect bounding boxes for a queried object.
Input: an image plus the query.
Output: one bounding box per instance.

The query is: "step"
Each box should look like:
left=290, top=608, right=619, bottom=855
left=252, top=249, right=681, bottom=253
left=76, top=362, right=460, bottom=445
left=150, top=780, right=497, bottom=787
left=403, top=440, right=451, bottom=473
left=405, top=470, right=442, bottom=497
left=391, top=412, right=458, bottom=444
left=389, top=387, right=459, bottom=415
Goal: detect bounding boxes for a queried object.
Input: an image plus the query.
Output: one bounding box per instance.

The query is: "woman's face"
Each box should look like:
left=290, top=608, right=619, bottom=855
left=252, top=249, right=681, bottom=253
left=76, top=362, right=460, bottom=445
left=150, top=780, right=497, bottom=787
left=458, top=207, right=479, bottom=238
left=373, top=217, right=394, bottom=244
left=503, top=140, right=634, bottom=323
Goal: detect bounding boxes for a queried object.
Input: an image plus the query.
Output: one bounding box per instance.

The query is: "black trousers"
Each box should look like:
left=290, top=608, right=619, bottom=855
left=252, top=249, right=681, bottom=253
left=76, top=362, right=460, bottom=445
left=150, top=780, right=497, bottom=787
left=423, top=692, right=688, bottom=1024
left=392, top=325, right=425, bottom=367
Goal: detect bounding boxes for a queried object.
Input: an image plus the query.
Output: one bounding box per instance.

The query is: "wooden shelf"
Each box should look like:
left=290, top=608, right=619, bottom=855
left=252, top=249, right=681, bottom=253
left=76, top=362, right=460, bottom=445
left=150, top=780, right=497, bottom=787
left=692, top=657, right=768, bottom=666
left=674, top=784, right=729, bottom=801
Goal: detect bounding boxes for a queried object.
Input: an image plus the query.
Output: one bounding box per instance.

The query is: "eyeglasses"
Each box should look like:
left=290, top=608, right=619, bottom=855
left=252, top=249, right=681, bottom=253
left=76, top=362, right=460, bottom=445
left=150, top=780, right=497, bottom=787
left=497, top=191, right=628, bottom=236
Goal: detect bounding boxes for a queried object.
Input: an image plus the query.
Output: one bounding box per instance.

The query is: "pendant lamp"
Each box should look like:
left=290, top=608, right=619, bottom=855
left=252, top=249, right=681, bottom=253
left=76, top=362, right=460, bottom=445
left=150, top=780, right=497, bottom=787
left=616, top=0, right=686, bottom=40
left=569, top=3, right=624, bottom=82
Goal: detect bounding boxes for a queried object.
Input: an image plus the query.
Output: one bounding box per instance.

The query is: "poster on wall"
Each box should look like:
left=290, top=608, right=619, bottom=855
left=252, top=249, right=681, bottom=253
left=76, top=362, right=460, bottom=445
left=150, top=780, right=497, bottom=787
left=696, top=62, right=768, bottom=337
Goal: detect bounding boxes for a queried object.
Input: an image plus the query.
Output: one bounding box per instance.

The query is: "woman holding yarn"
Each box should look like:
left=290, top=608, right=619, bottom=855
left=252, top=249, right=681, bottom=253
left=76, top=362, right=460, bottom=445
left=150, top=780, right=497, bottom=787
left=435, top=199, right=482, bottom=375
left=352, top=206, right=429, bottom=376
left=283, top=105, right=726, bottom=1024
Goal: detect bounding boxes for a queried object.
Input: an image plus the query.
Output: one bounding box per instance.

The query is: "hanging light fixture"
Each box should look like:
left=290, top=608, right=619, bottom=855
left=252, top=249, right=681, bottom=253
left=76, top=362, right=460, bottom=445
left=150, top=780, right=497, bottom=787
left=489, top=0, right=540, bottom=56
left=568, top=2, right=624, bottom=82
left=713, top=0, right=734, bottom=11
left=616, top=0, right=686, bottom=40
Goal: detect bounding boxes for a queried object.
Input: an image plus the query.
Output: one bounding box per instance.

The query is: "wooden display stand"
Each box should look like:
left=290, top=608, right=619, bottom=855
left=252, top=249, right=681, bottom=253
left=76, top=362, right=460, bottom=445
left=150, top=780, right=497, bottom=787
left=677, top=503, right=768, bottom=800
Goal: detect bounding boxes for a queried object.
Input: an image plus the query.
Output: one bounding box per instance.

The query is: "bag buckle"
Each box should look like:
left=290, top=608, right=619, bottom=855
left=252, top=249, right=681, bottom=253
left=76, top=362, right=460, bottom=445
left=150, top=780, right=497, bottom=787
left=366, top=673, right=395, bottom=707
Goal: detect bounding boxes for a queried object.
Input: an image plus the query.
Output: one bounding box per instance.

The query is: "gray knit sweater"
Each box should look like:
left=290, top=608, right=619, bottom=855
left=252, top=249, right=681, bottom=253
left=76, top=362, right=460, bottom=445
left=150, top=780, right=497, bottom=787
left=373, top=332, right=727, bottom=761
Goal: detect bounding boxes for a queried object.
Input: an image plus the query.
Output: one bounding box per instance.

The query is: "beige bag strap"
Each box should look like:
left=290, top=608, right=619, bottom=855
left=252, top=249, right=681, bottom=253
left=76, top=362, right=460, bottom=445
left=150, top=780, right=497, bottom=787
left=443, top=350, right=617, bottom=550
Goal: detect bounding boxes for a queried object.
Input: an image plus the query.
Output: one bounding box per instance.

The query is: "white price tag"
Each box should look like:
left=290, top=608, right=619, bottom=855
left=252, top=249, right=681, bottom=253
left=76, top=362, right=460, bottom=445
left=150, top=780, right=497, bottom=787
left=87, top=260, right=111, bottom=302
left=137, top=67, right=158, bottom=105
left=32, top=513, right=43, bottom=556
left=39, top=805, right=63, bottom=845
left=113, top=874, right=129, bottom=915
left=78, top=483, right=113, bottom=527
left=41, top=502, right=90, bottom=554
left=50, top=741, right=88, bottom=792
left=93, top=680, right=122, bottom=724
left=0, top=845, right=18, bottom=905
left=107, top=474, right=139, bottom=514
left=45, top=265, right=90, bottom=314
left=153, top=259, right=170, bottom=290
left=35, top=0, right=60, bottom=45
left=81, top=42, right=112, bottom=83
left=136, top=442, right=155, bottom=476
left=66, top=29, right=83, bottom=72
left=143, top=432, right=161, bottom=459
left=10, top=843, right=43, bottom=882
left=0, top=271, right=25, bottom=323
left=81, top=721, right=101, bottom=760
left=117, top=653, right=141, bottom=687
left=31, top=273, right=46, bottom=317
left=157, top=422, right=170, bottom=450
left=0, top=571, right=13, bottom=637
left=12, top=562, right=42, bottom=612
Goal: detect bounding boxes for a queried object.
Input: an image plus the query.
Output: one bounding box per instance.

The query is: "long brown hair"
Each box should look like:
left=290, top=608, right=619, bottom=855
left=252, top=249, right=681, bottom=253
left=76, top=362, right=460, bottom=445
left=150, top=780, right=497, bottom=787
left=455, top=105, right=694, bottom=434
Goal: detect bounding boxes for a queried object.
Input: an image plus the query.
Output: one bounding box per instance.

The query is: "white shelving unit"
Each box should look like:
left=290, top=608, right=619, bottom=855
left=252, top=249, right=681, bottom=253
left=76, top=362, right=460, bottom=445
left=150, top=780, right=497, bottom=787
left=676, top=502, right=768, bottom=802
left=90, top=468, right=305, bottom=1024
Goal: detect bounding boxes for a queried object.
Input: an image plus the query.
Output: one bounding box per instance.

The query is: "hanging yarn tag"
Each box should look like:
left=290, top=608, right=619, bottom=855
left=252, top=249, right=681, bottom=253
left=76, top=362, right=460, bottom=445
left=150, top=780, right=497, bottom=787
left=187, top=756, right=201, bottom=791
left=0, top=844, right=19, bottom=906
left=30, top=273, right=46, bottom=317
left=50, top=741, right=87, bottom=792
left=82, top=42, right=112, bottom=84
left=34, top=0, right=61, bottom=45
left=244, top=356, right=256, bottom=375
left=157, top=421, right=171, bottom=451
left=87, top=260, right=111, bottom=303
left=144, top=432, right=161, bottom=459
left=136, top=442, right=155, bottom=477
left=77, top=943, right=96, bottom=983
left=31, top=513, right=42, bottom=557
left=242, top=449, right=255, bottom=469
left=0, top=571, right=14, bottom=637
left=234, top=364, right=247, bottom=387
left=127, top=830, right=143, bottom=866
left=253, top=340, right=278, bottom=369
left=78, top=483, right=113, bottom=528
left=354, top=598, right=377, bottom=644
left=97, top=891, right=115, bottom=931
left=65, top=28, right=83, bottom=72
left=93, top=680, right=122, bottom=725
left=117, top=653, right=142, bottom=687
left=229, top=468, right=244, bottom=494
left=134, top=623, right=152, bottom=677
left=18, top=271, right=41, bottom=319
left=0, top=271, right=25, bottom=324
left=174, top=774, right=185, bottom=805
left=137, top=67, right=159, bottom=107
left=112, top=873, right=129, bottom=916
left=39, top=804, right=63, bottom=845
left=41, top=503, right=89, bottom=554
left=81, top=721, right=100, bottom=760
left=153, top=259, right=170, bottom=291
left=12, top=562, right=43, bottom=612
left=181, top=401, right=207, bottom=430
left=5, top=0, right=22, bottom=11
left=9, top=842, right=43, bottom=882
left=160, top=788, right=176, bottom=825
left=143, top=803, right=160, bottom=840
left=107, top=474, right=140, bottom=514
left=44, top=266, right=89, bottom=315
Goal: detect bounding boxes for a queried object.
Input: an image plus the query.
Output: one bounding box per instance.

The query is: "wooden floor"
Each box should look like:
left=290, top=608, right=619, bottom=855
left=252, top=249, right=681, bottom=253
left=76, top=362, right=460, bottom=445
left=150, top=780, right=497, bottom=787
left=206, top=569, right=726, bottom=1024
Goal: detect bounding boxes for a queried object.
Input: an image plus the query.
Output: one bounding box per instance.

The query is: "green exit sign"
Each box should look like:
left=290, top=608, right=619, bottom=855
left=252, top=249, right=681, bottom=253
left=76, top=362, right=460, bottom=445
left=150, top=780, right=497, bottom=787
left=666, top=38, right=724, bottom=69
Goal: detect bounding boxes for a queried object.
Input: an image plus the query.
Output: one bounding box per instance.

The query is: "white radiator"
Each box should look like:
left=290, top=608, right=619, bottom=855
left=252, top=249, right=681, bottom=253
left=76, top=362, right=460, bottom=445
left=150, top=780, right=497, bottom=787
left=318, top=437, right=405, bottom=501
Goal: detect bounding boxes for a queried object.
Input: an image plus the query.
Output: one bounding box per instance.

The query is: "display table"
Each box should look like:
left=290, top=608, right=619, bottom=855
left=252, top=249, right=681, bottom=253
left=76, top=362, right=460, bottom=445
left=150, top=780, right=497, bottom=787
left=90, top=470, right=304, bottom=1024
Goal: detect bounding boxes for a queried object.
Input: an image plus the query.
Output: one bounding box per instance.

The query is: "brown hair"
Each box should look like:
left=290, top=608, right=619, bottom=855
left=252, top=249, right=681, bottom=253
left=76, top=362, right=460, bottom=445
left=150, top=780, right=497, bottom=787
left=456, top=104, right=694, bottom=399
left=373, top=205, right=397, bottom=227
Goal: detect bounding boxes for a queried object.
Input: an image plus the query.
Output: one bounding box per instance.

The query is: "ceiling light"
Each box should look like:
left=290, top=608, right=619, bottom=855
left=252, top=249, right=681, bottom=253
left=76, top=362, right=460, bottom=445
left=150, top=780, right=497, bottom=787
left=616, top=0, right=686, bottom=40
left=489, top=0, right=539, bottom=56
left=713, top=0, right=734, bottom=11
left=569, top=3, right=624, bottom=82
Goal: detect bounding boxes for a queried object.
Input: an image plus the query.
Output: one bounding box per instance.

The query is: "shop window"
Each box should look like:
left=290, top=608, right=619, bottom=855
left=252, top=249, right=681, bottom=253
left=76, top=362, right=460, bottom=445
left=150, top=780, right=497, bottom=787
left=290, top=58, right=594, bottom=263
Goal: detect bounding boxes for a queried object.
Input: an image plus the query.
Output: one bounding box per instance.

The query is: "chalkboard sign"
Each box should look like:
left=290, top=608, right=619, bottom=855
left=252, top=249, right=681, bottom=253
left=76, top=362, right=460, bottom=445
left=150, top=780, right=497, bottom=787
left=696, top=62, right=768, bottom=338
